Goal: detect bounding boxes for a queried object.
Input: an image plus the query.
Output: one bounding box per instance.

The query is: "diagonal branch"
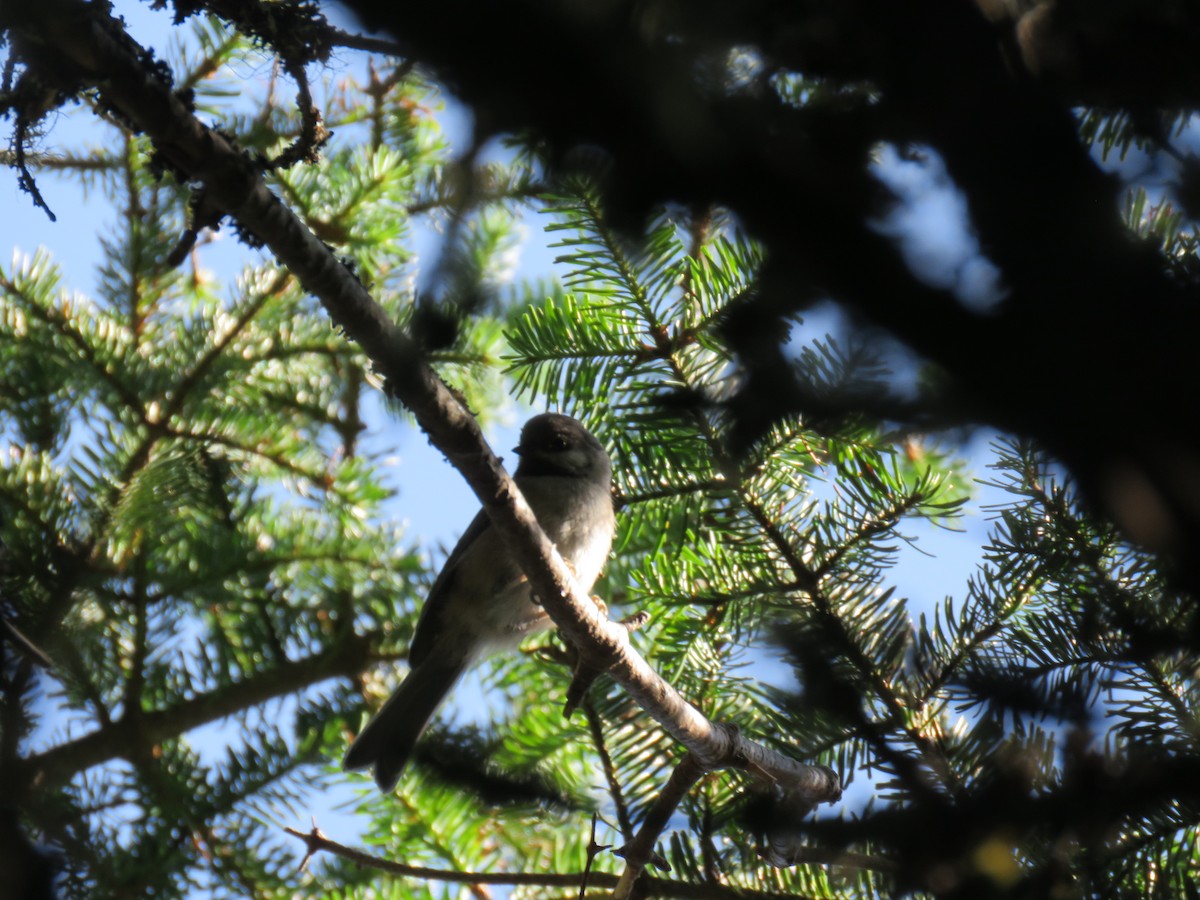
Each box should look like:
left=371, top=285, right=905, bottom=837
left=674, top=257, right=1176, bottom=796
left=6, top=0, right=841, bottom=837
left=613, top=753, right=706, bottom=898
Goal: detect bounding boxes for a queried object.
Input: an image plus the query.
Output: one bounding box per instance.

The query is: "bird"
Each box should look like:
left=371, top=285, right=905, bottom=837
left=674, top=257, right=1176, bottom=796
left=344, top=413, right=616, bottom=791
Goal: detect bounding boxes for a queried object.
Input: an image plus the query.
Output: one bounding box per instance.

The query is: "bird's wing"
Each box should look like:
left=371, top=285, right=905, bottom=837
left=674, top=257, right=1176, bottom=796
left=407, top=506, right=493, bottom=667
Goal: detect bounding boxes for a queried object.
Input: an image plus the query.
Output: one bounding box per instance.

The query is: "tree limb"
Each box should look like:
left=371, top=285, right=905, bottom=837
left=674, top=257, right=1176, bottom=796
left=17, top=631, right=373, bottom=793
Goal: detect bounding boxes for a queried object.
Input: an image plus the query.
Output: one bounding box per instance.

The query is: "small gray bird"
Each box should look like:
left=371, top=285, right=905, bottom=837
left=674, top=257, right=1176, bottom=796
left=344, top=413, right=616, bottom=791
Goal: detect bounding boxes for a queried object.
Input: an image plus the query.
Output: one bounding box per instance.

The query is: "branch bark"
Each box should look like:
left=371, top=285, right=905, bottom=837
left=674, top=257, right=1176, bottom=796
left=614, top=754, right=706, bottom=899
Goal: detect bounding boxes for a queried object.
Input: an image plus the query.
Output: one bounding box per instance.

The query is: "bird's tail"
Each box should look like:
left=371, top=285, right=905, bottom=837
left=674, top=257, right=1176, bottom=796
left=344, top=655, right=467, bottom=792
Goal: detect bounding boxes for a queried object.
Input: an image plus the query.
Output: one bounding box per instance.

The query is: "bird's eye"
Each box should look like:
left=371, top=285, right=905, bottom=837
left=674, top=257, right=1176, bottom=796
left=548, top=436, right=569, bottom=452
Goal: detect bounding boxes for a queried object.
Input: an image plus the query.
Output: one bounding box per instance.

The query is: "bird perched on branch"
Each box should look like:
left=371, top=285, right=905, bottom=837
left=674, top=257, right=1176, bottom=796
left=344, top=413, right=616, bottom=791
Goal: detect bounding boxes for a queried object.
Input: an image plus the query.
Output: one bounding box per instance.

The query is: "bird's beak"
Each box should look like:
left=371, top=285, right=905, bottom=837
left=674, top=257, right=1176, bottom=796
left=512, top=445, right=522, bottom=455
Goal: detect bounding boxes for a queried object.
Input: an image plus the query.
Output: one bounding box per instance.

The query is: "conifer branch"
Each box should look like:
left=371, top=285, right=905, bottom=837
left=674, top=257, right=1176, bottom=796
left=617, top=478, right=730, bottom=507
left=0, top=149, right=117, bottom=170
left=0, top=266, right=147, bottom=416
left=16, top=632, right=373, bottom=794
left=165, top=269, right=291, bottom=417
left=48, top=630, right=113, bottom=727
left=160, top=424, right=327, bottom=483
left=812, top=491, right=927, bottom=580
left=557, top=176, right=937, bottom=801
left=6, top=0, right=841, bottom=861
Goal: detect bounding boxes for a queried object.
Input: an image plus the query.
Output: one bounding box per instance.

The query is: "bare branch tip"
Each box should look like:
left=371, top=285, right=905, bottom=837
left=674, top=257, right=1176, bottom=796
left=284, top=819, right=330, bottom=873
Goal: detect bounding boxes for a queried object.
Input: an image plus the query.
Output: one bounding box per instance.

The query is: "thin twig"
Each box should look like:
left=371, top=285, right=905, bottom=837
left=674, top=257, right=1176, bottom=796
left=579, top=814, right=613, bottom=900
left=581, top=696, right=636, bottom=843
left=287, top=823, right=616, bottom=887
left=283, top=824, right=874, bottom=898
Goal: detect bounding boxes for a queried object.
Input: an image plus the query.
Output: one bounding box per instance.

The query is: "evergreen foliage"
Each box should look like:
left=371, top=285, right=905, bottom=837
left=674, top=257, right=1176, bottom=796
left=3, top=4, right=1200, bottom=899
